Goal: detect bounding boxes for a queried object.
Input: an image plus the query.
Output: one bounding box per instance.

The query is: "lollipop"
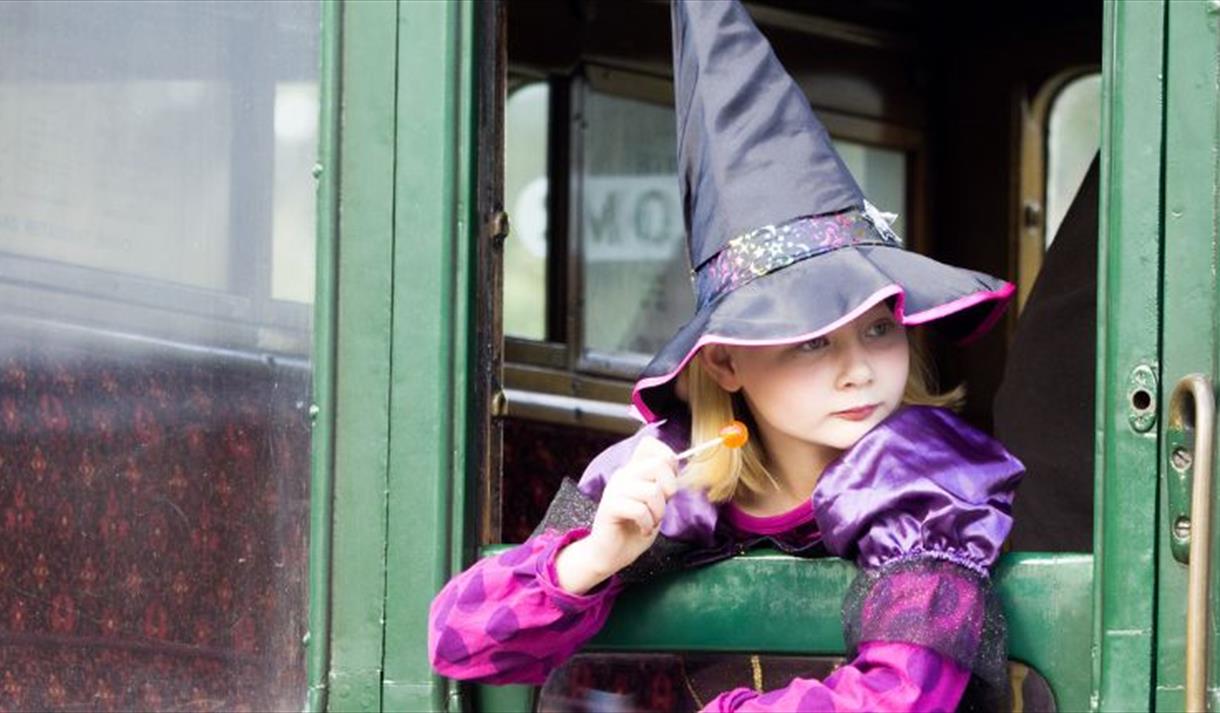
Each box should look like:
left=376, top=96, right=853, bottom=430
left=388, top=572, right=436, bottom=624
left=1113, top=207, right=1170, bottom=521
left=675, top=420, right=750, bottom=461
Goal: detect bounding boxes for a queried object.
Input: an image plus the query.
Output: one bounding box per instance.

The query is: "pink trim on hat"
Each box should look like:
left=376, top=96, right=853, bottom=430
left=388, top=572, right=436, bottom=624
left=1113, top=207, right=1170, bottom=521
left=953, top=282, right=1016, bottom=345
left=901, top=281, right=1016, bottom=328
left=630, top=281, right=1015, bottom=423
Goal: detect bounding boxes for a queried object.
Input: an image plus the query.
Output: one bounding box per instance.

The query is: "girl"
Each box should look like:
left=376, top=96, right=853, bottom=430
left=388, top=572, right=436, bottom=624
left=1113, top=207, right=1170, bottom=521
left=430, top=1, right=1021, bottom=710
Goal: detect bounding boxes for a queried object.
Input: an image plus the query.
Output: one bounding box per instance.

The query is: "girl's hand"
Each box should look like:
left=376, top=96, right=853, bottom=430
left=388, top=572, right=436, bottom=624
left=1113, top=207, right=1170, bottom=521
left=555, top=437, right=679, bottom=594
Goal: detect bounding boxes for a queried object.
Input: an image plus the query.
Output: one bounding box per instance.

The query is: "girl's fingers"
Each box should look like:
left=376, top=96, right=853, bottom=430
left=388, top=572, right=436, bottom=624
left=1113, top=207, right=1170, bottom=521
left=607, top=498, right=656, bottom=534
left=634, top=437, right=679, bottom=469
left=621, top=480, right=667, bottom=524
left=625, top=455, right=679, bottom=490
left=656, top=467, right=679, bottom=498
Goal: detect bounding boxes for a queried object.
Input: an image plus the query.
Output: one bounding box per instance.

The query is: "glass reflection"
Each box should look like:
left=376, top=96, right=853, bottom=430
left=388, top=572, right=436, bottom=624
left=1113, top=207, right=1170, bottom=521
left=505, top=81, right=550, bottom=341
left=1046, top=74, right=1100, bottom=247
left=0, top=2, right=318, bottom=710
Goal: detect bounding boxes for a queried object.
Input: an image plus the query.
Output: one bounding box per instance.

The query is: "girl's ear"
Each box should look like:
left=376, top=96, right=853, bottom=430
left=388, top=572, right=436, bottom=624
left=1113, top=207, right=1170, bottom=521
left=698, top=345, right=742, bottom=392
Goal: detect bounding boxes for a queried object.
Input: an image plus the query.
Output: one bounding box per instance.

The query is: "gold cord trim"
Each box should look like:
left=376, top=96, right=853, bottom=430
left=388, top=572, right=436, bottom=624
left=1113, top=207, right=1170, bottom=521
left=678, top=658, right=705, bottom=710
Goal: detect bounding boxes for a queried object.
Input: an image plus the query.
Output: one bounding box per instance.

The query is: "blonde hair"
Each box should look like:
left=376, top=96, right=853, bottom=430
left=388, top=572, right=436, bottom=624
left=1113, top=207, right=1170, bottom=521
left=679, top=334, right=962, bottom=503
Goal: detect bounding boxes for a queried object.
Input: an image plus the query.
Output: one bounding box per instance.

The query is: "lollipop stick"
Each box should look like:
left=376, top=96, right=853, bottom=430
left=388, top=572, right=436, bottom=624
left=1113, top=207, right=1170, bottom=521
left=673, top=421, right=748, bottom=490
left=674, top=437, right=723, bottom=461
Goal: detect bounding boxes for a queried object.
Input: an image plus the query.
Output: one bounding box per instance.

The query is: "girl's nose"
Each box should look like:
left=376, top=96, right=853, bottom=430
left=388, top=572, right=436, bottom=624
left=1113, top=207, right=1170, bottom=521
left=836, top=339, right=874, bottom=389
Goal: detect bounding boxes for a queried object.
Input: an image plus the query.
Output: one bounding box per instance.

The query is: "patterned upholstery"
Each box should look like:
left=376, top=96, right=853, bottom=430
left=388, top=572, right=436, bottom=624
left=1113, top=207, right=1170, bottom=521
left=0, top=336, right=309, bottom=711
left=501, top=418, right=622, bottom=544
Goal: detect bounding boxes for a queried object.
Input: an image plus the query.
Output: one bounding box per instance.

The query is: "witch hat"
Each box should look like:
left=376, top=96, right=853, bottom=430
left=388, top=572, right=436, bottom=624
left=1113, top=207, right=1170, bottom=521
left=631, top=0, right=1014, bottom=422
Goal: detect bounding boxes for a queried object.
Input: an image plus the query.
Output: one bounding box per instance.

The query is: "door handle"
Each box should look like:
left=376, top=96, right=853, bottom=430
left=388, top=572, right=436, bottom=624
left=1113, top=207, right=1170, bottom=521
left=1169, top=374, right=1216, bottom=712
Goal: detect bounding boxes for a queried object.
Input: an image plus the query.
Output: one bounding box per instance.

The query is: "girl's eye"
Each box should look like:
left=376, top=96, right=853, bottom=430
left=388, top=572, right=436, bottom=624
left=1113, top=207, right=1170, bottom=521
left=865, top=319, right=897, bottom=338
left=796, top=336, right=830, bottom=352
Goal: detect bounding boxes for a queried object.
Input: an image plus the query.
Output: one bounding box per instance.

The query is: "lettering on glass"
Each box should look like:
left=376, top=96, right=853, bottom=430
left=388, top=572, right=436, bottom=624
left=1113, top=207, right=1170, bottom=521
left=582, top=176, right=684, bottom=262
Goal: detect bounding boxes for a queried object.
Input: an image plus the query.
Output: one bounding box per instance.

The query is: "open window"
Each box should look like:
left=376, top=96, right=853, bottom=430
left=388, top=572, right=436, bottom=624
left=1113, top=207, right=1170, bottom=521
left=475, top=1, right=1102, bottom=711
left=495, top=0, right=930, bottom=545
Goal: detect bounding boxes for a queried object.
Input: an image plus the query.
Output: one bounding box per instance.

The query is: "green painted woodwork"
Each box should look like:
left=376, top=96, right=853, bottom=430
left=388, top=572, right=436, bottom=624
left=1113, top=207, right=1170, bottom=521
left=1158, top=2, right=1220, bottom=709
left=307, top=2, right=342, bottom=711
left=473, top=684, right=536, bottom=713
left=315, top=1, right=481, bottom=710
left=997, top=555, right=1094, bottom=712
left=472, top=550, right=1092, bottom=712
left=381, top=1, right=479, bottom=712
left=326, top=1, right=399, bottom=711
left=1094, top=1, right=1165, bottom=709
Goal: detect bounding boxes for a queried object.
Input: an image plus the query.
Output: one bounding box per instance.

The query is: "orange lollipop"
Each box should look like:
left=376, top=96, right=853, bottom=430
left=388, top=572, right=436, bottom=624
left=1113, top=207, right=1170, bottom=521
left=718, top=420, right=749, bottom=449
left=675, top=419, right=750, bottom=460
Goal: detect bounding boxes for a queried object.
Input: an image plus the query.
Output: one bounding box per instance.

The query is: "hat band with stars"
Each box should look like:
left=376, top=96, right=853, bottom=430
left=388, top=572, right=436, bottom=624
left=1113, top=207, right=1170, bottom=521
left=693, top=204, right=902, bottom=311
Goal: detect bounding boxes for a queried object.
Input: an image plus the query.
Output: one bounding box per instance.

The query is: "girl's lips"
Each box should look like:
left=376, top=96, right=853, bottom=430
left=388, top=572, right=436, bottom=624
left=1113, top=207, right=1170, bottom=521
left=833, top=404, right=879, bottom=421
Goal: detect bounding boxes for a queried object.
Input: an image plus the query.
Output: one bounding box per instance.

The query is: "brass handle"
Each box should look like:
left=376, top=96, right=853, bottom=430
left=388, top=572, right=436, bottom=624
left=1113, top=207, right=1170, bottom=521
left=1170, top=374, right=1216, bottom=712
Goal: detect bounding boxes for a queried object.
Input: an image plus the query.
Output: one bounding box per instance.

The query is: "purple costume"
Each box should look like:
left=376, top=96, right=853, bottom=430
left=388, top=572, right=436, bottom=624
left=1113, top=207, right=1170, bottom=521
left=428, top=406, right=1023, bottom=711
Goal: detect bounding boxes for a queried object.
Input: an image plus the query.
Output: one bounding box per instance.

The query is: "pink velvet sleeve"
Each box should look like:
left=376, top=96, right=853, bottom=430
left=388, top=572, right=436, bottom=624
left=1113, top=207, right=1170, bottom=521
left=701, top=641, right=970, bottom=712
left=427, top=528, right=622, bottom=685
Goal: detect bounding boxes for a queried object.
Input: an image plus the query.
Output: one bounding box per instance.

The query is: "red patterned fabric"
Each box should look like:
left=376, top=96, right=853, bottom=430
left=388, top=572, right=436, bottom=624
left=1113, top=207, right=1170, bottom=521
left=0, top=340, right=309, bottom=711
left=501, top=419, right=622, bottom=543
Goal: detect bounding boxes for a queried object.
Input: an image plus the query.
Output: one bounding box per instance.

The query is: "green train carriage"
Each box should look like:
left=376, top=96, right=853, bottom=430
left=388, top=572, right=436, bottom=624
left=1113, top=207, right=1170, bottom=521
left=0, top=0, right=1215, bottom=710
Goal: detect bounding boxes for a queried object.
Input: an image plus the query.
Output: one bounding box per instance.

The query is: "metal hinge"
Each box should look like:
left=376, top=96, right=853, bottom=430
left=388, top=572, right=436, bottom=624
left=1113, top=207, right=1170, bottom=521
left=488, top=210, right=509, bottom=245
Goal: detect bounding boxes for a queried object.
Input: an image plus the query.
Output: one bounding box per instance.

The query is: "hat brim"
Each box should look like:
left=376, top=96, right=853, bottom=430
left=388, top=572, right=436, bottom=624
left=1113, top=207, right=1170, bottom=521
left=631, top=244, right=1014, bottom=422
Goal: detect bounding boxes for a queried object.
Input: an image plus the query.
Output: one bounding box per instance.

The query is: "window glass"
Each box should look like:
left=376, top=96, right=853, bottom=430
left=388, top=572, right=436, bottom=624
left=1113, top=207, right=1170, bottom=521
left=578, top=85, right=689, bottom=369
left=273, top=81, right=320, bottom=304
left=1046, top=73, right=1100, bottom=246
left=576, top=81, right=908, bottom=369
left=835, top=141, right=907, bottom=238
left=505, top=81, right=549, bottom=340
left=0, top=79, right=234, bottom=290
left=0, top=2, right=318, bottom=709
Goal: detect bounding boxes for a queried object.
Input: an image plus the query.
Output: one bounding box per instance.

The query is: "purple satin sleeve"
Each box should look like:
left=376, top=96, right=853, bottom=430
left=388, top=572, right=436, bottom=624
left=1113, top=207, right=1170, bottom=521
left=576, top=419, right=720, bottom=547
left=812, top=405, right=1024, bottom=574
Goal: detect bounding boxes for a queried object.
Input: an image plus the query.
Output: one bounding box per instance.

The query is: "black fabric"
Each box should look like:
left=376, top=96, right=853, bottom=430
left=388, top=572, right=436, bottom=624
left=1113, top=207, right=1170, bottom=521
left=993, top=156, right=1099, bottom=552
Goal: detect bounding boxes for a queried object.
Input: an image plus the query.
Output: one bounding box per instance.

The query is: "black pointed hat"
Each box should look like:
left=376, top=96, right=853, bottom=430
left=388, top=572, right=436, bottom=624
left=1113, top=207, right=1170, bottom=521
left=632, top=0, right=1014, bottom=422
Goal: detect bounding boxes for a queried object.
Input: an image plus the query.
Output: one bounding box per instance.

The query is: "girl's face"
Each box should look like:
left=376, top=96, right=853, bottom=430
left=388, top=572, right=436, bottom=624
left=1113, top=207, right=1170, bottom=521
left=701, top=302, right=909, bottom=453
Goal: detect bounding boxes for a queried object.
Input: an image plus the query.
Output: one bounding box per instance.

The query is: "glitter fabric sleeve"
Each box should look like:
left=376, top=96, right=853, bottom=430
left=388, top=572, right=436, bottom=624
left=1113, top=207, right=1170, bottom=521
left=702, top=641, right=969, bottom=712
left=427, top=528, right=623, bottom=685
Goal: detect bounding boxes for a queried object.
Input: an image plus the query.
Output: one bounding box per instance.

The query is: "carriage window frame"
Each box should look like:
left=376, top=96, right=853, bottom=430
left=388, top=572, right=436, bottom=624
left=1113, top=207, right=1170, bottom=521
left=502, top=63, right=928, bottom=423
left=1014, top=66, right=1100, bottom=315
left=0, top=249, right=313, bottom=353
